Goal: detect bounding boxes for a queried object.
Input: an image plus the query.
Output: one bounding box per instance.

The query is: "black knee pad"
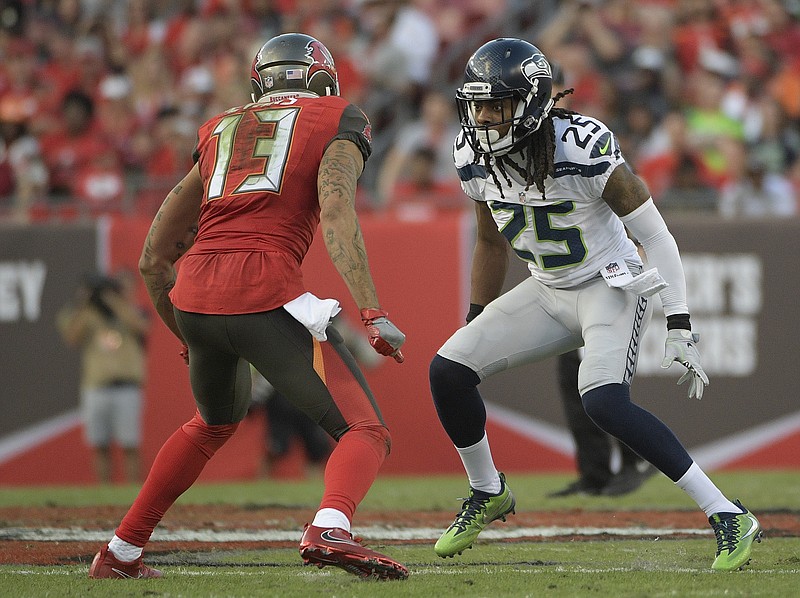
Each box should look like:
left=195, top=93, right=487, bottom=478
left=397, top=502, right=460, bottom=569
left=429, top=354, right=486, bottom=448
left=581, top=383, right=629, bottom=431
left=429, top=354, right=479, bottom=394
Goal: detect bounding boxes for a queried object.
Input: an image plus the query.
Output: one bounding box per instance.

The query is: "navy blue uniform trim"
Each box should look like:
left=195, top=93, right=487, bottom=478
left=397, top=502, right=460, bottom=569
left=553, top=161, right=612, bottom=179
left=457, top=162, right=487, bottom=182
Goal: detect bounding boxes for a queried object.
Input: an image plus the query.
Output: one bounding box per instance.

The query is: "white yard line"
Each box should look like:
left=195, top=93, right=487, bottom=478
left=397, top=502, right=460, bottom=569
left=0, top=525, right=710, bottom=543
left=7, top=566, right=800, bottom=577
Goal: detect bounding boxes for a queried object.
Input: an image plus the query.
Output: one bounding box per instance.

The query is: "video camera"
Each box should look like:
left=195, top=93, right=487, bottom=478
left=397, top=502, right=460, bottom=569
left=82, top=273, right=122, bottom=318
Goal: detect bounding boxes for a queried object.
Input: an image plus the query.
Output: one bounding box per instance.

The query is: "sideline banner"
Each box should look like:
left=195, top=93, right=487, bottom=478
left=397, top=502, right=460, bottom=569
left=0, top=223, right=97, bottom=437
left=1, top=213, right=798, bottom=484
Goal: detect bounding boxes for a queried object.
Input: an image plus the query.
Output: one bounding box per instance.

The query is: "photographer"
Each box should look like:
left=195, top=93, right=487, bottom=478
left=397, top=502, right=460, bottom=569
left=57, top=270, right=149, bottom=484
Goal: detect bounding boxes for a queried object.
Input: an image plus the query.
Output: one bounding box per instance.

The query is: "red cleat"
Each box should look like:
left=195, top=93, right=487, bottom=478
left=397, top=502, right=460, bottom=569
left=299, top=524, right=409, bottom=580
left=88, top=545, right=163, bottom=579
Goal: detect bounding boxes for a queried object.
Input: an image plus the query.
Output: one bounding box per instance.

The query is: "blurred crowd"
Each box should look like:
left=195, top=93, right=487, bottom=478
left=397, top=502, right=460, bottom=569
left=1, top=0, right=798, bottom=222
left=537, top=0, right=800, bottom=219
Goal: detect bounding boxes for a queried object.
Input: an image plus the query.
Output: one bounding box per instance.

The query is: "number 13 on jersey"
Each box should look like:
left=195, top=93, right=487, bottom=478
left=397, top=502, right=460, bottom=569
left=206, top=107, right=299, bottom=200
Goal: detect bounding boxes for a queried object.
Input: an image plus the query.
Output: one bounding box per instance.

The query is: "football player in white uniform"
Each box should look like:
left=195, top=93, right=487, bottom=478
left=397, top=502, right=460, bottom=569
left=430, top=38, right=761, bottom=572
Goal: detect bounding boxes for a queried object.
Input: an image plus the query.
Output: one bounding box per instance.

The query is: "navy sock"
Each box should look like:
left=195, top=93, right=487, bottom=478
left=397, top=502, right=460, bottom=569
left=429, top=355, right=485, bottom=448
left=582, top=383, right=692, bottom=481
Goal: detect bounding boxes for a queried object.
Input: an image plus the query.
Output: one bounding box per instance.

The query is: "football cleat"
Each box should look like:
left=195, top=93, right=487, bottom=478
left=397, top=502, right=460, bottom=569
left=600, top=462, right=656, bottom=496
left=299, top=524, right=409, bottom=580
left=709, top=500, right=763, bottom=571
left=435, top=472, right=516, bottom=558
left=547, top=478, right=603, bottom=497
left=88, top=544, right=162, bottom=579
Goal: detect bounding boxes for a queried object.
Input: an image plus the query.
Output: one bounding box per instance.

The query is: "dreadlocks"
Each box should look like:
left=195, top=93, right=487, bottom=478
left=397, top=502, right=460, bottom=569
left=480, top=88, right=577, bottom=200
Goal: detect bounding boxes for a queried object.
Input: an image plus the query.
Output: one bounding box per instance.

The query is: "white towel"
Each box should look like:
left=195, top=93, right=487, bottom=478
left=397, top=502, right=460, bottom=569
left=283, top=292, right=341, bottom=341
left=620, top=268, right=669, bottom=297
left=600, top=261, right=668, bottom=298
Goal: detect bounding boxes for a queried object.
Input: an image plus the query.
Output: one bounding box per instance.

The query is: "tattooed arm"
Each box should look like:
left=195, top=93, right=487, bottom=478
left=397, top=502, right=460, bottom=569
left=318, top=139, right=380, bottom=310
left=139, top=163, right=203, bottom=342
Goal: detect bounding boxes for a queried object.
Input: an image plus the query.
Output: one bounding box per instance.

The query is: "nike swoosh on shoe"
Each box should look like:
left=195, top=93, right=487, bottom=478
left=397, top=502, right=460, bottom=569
left=740, top=515, right=760, bottom=539
left=110, top=567, right=136, bottom=578
left=320, top=530, right=362, bottom=546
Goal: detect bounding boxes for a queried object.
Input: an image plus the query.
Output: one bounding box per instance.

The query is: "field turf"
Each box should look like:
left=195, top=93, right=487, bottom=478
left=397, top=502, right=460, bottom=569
left=1, top=470, right=798, bottom=597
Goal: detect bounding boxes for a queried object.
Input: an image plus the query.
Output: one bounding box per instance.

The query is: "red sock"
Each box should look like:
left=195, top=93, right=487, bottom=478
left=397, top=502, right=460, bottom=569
left=116, top=411, right=237, bottom=546
left=319, top=425, right=390, bottom=521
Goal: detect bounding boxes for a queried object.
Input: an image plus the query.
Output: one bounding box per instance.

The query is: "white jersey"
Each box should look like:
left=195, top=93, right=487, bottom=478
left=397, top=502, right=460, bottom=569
left=454, top=113, right=641, bottom=288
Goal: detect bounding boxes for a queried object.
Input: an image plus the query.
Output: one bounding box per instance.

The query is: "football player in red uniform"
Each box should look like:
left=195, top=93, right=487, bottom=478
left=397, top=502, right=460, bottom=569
left=89, top=33, right=408, bottom=581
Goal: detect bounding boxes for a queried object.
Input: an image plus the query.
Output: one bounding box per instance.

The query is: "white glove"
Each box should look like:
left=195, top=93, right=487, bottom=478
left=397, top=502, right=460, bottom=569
left=661, top=329, right=709, bottom=400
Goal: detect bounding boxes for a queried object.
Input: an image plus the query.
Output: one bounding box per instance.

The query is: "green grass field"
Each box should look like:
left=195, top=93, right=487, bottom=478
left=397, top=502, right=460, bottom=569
left=1, top=471, right=798, bottom=597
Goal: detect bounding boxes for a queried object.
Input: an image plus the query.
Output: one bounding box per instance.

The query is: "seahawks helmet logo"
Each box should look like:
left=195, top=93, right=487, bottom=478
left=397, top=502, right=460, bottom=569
left=521, top=53, right=552, bottom=84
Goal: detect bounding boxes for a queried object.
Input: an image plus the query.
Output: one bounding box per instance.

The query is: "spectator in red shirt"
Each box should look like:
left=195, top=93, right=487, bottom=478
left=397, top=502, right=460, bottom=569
left=671, top=0, right=729, bottom=74
left=0, top=94, right=48, bottom=221
left=385, top=146, right=464, bottom=215
left=34, top=30, right=84, bottom=117
left=39, top=90, right=118, bottom=201
left=73, top=150, right=126, bottom=216
left=375, top=89, right=462, bottom=209
left=133, top=106, right=196, bottom=215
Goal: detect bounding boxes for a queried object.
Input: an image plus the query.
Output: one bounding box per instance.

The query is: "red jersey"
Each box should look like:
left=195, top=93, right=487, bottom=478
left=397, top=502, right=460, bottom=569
left=170, top=94, right=372, bottom=314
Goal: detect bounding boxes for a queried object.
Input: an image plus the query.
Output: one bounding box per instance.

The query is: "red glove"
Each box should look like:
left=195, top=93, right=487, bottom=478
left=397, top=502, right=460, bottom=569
left=179, top=343, right=189, bottom=366
left=360, top=308, right=406, bottom=363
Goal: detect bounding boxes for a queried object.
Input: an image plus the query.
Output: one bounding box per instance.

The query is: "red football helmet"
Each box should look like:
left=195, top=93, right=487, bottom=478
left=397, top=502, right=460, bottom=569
left=250, top=33, right=340, bottom=101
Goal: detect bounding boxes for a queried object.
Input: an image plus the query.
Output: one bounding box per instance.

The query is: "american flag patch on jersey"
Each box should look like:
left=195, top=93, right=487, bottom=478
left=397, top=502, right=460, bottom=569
left=286, top=69, right=304, bottom=80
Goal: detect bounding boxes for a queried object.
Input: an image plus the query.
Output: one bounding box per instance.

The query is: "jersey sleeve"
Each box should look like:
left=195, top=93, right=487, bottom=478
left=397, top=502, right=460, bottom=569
left=191, top=133, right=201, bottom=164
left=453, top=131, right=486, bottom=201
left=327, top=103, right=372, bottom=164
left=192, top=121, right=211, bottom=164
left=554, top=115, right=626, bottom=200
left=192, top=112, right=225, bottom=165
